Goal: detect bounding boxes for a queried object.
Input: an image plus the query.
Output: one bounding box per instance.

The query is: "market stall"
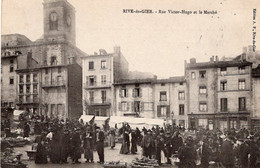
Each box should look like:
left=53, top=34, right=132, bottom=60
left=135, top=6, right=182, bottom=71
left=79, top=115, right=109, bottom=127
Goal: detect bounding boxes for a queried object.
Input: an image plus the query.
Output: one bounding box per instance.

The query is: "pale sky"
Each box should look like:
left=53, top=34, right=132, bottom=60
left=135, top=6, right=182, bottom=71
left=1, top=0, right=260, bottom=78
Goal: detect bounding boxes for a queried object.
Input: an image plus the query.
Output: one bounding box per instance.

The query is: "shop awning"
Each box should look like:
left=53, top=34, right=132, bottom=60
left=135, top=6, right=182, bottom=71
left=13, top=110, right=26, bottom=121
left=79, top=115, right=109, bottom=127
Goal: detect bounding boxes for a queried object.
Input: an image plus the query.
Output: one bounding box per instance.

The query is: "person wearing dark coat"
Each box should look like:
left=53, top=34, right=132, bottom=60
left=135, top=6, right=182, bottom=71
left=142, top=129, right=154, bottom=159
left=35, top=136, right=48, bottom=164
left=171, top=131, right=183, bottom=155
left=83, top=130, right=94, bottom=163
left=201, top=139, right=212, bottom=168
left=120, top=131, right=130, bottom=154
left=96, top=128, right=105, bottom=164
left=178, top=136, right=197, bottom=168
left=23, top=122, right=30, bottom=137
left=155, top=131, right=165, bottom=165
left=238, top=139, right=250, bottom=168
left=164, top=132, right=172, bottom=164
left=131, top=130, right=138, bottom=154
left=71, top=128, right=82, bottom=164
left=50, top=128, right=62, bottom=163
left=220, top=136, right=235, bottom=168
left=61, top=129, right=70, bottom=163
left=248, top=137, right=258, bottom=168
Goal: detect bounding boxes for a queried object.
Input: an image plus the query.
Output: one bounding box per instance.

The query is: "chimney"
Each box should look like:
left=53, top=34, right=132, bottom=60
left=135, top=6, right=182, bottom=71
left=243, top=47, right=247, bottom=54
left=27, top=52, right=32, bottom=68
left=114, top=46, right=120, bottom=54
left=190, top=58, right=196, bottom=64
left=210, top=56, right=214, bottom=62
left=215, top=55, right=219, bottom=62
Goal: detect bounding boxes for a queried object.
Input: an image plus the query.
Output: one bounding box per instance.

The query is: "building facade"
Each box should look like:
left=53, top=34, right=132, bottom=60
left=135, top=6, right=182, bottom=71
left=1, top=0, right=85, bottom=120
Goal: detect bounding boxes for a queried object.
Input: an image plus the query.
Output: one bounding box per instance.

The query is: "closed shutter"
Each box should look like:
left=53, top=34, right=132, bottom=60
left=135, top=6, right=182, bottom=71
left=127, top=102, right=130, bottom=111
left=86, top=76, right=88, bottom=85
left=131, top=102, right=134, bottom=112
left=126, top=89, right=128, bottom=97
left=140, top=102, right=144, bottom=112
left=94, top=76, right=96, bottom=85
left=119, top=89, right=122, bottom=98
left=118, top=102, right=121, bottom=111
left=139, top=88, right=142, bottom=97
left=132, top=89, right=135, bottom=97
left=157, top=106, right=161, bottom=117
left=166, top=106, right=170, bottom=117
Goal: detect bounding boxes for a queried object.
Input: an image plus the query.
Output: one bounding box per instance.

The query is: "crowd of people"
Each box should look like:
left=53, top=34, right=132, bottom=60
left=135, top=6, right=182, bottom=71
left=3, top=113, right=260, bottom=168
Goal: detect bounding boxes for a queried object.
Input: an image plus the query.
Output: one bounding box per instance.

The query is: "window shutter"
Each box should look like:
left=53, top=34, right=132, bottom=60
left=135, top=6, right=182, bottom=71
left=167, top=106, right=170, bottom=117
left=126, top=89, right=128, bottom=97
left=119, top=89, right=122, bottom=98
left=140, top=102, right=144, bottom=112
left=118, top=102, right=121, bottom=111
left=86, top=76, right=89, bottom=85
left=132, top=89, right=135, bottom=97
left=139, top=89, right=142, bottom=97
left=131, top=102, right=134, bottom=112
left=94, top=76, right=97, bottom=85
left=157, top=106, right=161, bottom=117
left=127, top=102, right=130, bottom=111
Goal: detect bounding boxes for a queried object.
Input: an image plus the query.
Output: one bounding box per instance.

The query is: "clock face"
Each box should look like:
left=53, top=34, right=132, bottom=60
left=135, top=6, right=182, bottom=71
left=67, top=15, right=71, bottom=26
left=50, top=12, right=58, bottom=22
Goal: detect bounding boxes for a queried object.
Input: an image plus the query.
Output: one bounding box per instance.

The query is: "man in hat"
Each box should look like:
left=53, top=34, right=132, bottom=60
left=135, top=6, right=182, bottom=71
left=71, top=128, right=82, bottom=164
left=156, top=130, right=165, bottom=165
left=142, top=129, right=154, bottom=159
left=178, top=136, right=197, bottom=168
left=96, top=127, right=105, bottom=164
left=171, top=131, right=183, bottom=155
left=61, top=129, right=70, bottom=163
left=164, top=131, right=172, bottom=164
left=221, top=134, right=235, bottom=168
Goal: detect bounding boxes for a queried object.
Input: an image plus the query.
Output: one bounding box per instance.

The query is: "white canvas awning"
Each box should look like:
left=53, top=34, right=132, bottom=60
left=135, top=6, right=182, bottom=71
left=13, top=110, right=26, bottom=121
left=79, top=115, right=109, bottom=127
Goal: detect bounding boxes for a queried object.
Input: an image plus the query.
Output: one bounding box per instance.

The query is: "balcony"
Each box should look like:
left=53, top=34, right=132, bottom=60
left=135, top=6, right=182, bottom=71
left=84, top=82, right=112, bottom=89
left=218, top=69, right=250, bottom=76
left=42, top=80, right=66, bottom=88
left=16, top=97, right=39, bottom=105
left=88, top=98, right=111, bottom=106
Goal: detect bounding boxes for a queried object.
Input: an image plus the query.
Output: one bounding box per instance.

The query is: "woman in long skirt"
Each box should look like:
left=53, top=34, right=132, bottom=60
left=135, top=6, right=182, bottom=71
left=83, top=130, right=94, bottom=163
left=120, top=131, right=130, bottom=154
left=109, top=128, right=116, bottom=149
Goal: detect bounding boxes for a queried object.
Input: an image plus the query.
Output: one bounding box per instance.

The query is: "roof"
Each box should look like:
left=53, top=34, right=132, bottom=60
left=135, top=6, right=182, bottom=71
left=153, top=76, right=185, bottom=84
left=114, top=78, right=155, bottom=85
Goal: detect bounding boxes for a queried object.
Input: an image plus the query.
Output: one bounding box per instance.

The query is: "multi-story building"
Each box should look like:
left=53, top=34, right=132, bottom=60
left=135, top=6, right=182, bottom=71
left=252, top=65, right=260, bottom=128
left=82, top=47, right=128, bottom=117
left=114, top=78, right=154, bottom=118
left=1, top=0, right=86, bottom=120
left=186, top=54, right=253, bottom=131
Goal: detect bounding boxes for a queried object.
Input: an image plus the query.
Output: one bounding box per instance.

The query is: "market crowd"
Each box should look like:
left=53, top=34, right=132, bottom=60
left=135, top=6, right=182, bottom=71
left=3, top=113, right=260, bottom=168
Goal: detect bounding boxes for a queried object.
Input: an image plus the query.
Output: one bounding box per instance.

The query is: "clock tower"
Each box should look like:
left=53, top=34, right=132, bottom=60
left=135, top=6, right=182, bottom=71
left=43, top=0, right=76, bottom=45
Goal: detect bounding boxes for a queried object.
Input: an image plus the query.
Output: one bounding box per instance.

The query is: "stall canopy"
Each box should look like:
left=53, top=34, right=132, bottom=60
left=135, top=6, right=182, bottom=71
left=13, top=110, right=26, bottom=121
left=79, top=115, right=109, bottom=127
left=79, top=115, right=165, bottom=129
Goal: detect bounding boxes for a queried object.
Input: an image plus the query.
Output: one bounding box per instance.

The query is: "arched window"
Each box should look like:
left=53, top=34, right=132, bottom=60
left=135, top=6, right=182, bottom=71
left=49, top=12, right=58, bottom=30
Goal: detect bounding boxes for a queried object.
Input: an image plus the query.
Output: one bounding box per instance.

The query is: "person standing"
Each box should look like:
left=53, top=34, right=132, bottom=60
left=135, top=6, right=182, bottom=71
left=142, top=129, right=154, bottom=159
left=178, top=136, right=197, bottom=168
left=108, top=128, right=116, bottom=149
left=155, top=131, right=165, bottom=165
left=61, top=129, right=70, bottom=164
left=221, top=135, right=235, bottom=168
left=35, top=136, right=48, bottom=164
left=71, top=128, right=82, bottom=164
left=96, top=127, right=105, bottom=164
left=120, top=131, right=130, bottom=154
left=23, top=122, right=30, bottom=137
left=131, top=129, right=138, bottom=154
left=83, top=128, right=94, bottom=163
left=171, top=131, right=183, bottom=155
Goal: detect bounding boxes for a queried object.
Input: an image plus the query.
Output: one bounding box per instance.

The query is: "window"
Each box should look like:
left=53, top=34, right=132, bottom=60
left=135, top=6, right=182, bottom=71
left=26, top=74, right=30, bottom=83
left=160, top=91, right=167, bottom=101
left=101, top=90, right=106, bottom=103
left=45, top=69, right=48, bottom=74
left=199, top=102, right=207, bottom=112
left=133, top=88, right=142, bottom=97
left=239, top=97, right=246, bottom=111
left=191, top=72, right=196, bottom=79
left=220, top=81, right=227, bottom=91
left=89, top=91, right=94, bottom=103
left=26, top=95, right=30, bottom=102
left=220, top=67, right=227, bottom=75
left=49, top=12, right=58, bottom=30
left=180, top=82, right=183, bottom=85
left=238, top=79, right=245, bottom=90
left=143, top=102, right=154, bottom=111
left=68, top=57, right=75, bottom=64
left=101, top=60, right=107, bottom=69
left=10, top=59, right=14, bottom=64
left=178, top=91, right=185, bottom=100
left=199, top=86, right=207, bottom=94
left=20, top=75, right=24, bottom=83
left=161, top=106, right=167, bottom=117
left=220, top=98, right=228, bottom=112
left=50, top=56, right=57, bottom=65
left=19, top=96, right=23, bottom=103
left=199, top=71, right=206, bottom=78
left=179, top=104, right=184, bottom=115
left=10, top=65, right=14, bottom=72
left=33, top=85, right=38, bottom=93
left=238, top=66, right=246, bottom=73
left=198, top=119, right=208, bottom=128
left=161, top=83, right=165, bottom=86
left=26, top=85, right=30, bottom=93
left=33, top=95, right=38, bottom=103
left=121, top=102, right=128, bottom=111
left=58, top=67, right=61, bottom=73
left=134, top=101, right=141, bottom=112
left=89, top=61, right=94, bottom=70
left=9, top=77, right=14, bottom=85
left=19, top=85, right=23, bottom=94
left=120, top=88, right=128, bottom=98
left=33, top=74, right=38, bottom=82
left=101, top=75, right=106, bottom=85
left=89, top=76, right=96, bottom=86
